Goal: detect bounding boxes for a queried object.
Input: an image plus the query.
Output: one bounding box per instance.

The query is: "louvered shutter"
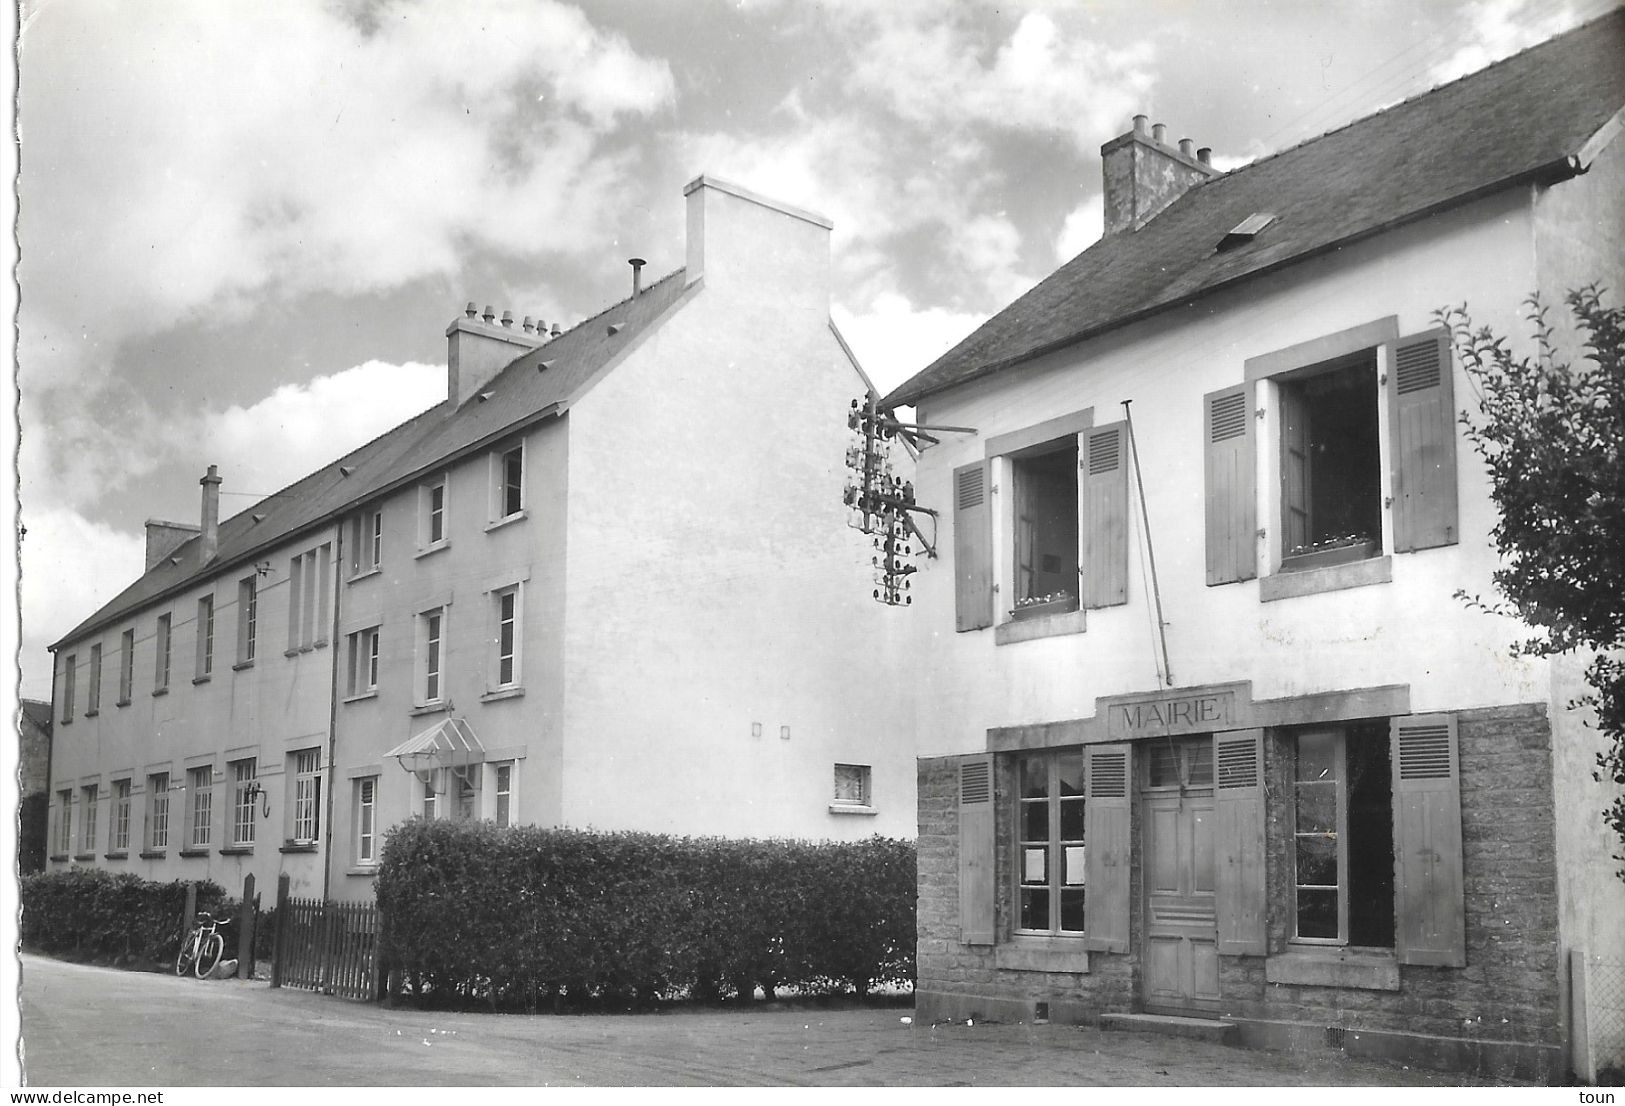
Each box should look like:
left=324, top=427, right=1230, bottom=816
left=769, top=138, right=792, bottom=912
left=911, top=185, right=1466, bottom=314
left=1387, top=331, right=1458, bottom=552
left=1213, top=729, right=1267, bottom=955
left=1391, top=713, right=1465, bottom=967
left=953, top=462, right=993, bottom=631
left=1204, top=384, right=1256, bottom=585
left=1084, top=743, right=1131, bottom=953
left=957, top=754, right=995, bottom=945
left=1081, top=423, right=1128, bottom=608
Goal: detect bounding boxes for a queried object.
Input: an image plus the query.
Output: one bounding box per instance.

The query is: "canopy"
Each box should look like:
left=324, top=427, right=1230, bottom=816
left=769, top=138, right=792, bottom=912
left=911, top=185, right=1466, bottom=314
left=384, top=716, right=485, bottom=785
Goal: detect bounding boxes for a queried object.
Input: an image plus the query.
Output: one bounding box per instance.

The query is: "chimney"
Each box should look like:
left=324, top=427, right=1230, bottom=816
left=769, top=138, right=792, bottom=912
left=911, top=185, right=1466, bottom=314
left=1099, top=115, right=1220, bottom=237
left=683, top=175, right=832, bottom=306
left=144, top=519, right=199, bottom=572
left=199, top=465, right=222, bottom=562
left=629, top=257, right=646, bottom=298
left=445, top=301, right=545, bottom=407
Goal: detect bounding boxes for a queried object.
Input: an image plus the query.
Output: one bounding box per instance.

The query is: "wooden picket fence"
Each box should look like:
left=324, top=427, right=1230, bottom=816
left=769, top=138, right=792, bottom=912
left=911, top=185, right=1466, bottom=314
left=270, top=874, right=382, bottom=1001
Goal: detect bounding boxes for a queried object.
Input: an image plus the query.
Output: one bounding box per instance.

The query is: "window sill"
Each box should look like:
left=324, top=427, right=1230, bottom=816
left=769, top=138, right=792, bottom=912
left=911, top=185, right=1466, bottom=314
left=996, top=607, right=1087, bottom=646
left=60, top=717, right=73, bottom=726
left=1261, top=555, right=1391, bottom=602
left=485, top=511, right=527, bottom=533
left=152, top=687, right=169, bottom=698
left=480, top=687, right=525, bottom=704
left=346, top=865, right=379, bottom=878
left=104, top=851, right=128, bottom=861
left=115, top=698, right=131, bottom=708
left=138, top=849, right=166, bottom=860
left=84, top=709, right=99, bottom=718
left=279, top=842, right=318, bottom=854
left=192, top=675, right=211, bottom=686
left=49, top=854, right=70, bottom=863
left=73, top=852, right=96, bottom=862
left=347, top=567, right=382, bottom=584
left=232, top=660, right=255, bottom=672
left=343, top=690, right=379, bottom=704
left=218, top=846, right=254, bottom=856
left=409, top=701, right=449, bottom=717
left=177, top=848, right=210, bottom=858
left=828, top=804, right=878, bottom=816
left=1265, top=947, right=1399, bottom=991
left=996, top=935, right=1091, bottom=974
left=414, top=542, right=451, bottom=560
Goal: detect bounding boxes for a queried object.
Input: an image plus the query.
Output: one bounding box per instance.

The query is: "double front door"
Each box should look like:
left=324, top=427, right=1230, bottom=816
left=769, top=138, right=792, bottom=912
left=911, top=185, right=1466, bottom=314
left=1141, top=738, right=1220, bottom=1013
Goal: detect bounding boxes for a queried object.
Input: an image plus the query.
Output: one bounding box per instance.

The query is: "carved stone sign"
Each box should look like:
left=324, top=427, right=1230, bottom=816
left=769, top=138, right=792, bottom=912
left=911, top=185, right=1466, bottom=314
left=1105, top=686, right=1240, bottom=739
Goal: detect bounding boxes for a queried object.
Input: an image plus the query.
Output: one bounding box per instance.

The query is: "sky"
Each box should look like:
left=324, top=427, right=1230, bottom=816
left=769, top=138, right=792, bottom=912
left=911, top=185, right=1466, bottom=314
left=10, top=0, right=1619, bottom=701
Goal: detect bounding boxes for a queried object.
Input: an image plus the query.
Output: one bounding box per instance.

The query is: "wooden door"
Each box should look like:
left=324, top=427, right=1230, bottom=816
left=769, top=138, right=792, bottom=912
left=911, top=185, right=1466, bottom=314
left=1142, top=786, right=1220, bottom=1012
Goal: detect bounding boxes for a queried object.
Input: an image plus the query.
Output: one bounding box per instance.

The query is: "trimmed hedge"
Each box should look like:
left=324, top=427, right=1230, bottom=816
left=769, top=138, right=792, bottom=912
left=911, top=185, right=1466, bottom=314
left=20, top=869, right=232, bottom=967
left=376, top=821, right=915, bottom=1007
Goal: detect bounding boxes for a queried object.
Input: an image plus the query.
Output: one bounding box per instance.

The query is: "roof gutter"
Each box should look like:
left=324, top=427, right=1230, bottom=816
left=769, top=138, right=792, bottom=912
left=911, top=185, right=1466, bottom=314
left=887, top=156, right=1584, bottom=410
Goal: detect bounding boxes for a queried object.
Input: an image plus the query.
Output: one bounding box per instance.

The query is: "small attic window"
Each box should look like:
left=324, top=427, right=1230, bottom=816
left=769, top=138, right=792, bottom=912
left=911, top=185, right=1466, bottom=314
left=1219, top=212, right=1276, bottom=250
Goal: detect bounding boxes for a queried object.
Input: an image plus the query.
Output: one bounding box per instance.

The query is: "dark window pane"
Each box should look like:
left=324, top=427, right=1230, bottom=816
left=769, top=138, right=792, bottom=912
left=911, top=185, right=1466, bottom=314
left=1021, top=801, right=1049, bottom=842
left=1296, top=834, right=1338, bottom=886
left=1295, top=781, right=1337, bottom=834
left=1148, top=744, right=1179, bottom=787
left=1021, top=889, right=1050, bottom=931
left=1057, top=756, right=1083, bottom=797
left=1297, top=888, right=1338, bottom=939
left=1059, top=797, right=1085, bottom=841
left=1186, top=744, right=1214, bottom=786
left=1020, top=757, right=1049, bottom=799
left=1059, top=889, right=1086, bottom=932
left=1297, top=731, right=1337, bottom=783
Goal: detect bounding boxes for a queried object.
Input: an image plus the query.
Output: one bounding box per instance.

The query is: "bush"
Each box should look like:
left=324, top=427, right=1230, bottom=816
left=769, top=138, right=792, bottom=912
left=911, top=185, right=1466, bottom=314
left=20, top=869, right=232, bottom=967
left=375, top=821, right=916, bottom=1008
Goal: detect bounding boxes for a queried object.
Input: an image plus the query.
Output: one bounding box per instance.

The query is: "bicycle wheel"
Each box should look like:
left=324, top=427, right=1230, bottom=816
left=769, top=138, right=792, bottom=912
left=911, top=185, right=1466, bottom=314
left=196, top=932, right=224, bottom=979
left=175, top=932, right=196, bottom=976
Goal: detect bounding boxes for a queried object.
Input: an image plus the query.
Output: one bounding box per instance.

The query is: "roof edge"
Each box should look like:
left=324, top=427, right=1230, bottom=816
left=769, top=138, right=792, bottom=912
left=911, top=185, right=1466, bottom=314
left=683, top=174, right=834, bottom=230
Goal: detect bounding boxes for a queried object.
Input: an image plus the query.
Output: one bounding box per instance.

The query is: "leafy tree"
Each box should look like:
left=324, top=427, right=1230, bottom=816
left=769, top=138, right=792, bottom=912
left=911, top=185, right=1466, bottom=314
left=1441, top=285, right=1625, bottom=879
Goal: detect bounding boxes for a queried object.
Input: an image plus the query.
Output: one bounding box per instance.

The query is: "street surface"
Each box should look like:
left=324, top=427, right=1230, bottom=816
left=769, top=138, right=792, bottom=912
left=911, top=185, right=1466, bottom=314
left=18, top=953, right=1521, bottom=1087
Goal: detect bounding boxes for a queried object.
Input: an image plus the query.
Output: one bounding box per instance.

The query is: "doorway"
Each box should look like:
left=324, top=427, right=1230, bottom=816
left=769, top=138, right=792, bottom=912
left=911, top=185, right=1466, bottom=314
left=1141, top=737, right=1220, bottom=1013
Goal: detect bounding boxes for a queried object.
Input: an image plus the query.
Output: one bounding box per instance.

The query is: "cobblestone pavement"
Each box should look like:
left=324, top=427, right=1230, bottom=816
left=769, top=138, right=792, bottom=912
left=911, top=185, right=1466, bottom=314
left=18, top=954, right=1525, bottom=1087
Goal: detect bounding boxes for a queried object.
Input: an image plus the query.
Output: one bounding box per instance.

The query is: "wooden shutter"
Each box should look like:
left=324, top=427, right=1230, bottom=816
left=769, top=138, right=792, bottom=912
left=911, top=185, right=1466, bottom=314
left=1278, top=385, right=1310, bottom=554
left=1081, top=423, right=1128, bottom=608
left=953, top=462, right=993, bottom=631
left=957, top=754, right=995, bottom=946
left=1204, top=384, right=1256, bottom=585
left=1387, top=330, right=1458, bottom=552
left=1391, top=713, right=1465, bottom=967
left=1084, top=743, right=1131, bottom=953
left=1213, top=729, right=1267, bottom=955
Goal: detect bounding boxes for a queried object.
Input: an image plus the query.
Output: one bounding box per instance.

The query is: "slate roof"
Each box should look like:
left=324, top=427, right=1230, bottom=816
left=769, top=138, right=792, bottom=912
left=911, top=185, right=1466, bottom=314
left=885, top=9, right=1625, bottom=408
left=53, top=268, right=693, bottom=649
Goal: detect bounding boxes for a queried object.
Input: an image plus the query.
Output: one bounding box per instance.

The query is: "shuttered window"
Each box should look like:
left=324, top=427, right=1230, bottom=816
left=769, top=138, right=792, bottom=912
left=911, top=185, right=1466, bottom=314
left=1213, top=729, right=1266, bottom=955
left=957, top=754, right=995, bottom=944
left=1080, top=423, right=1128, bottom=608
left=1083, top=743, right=1131, bottom=952
left=1387, top=331, right=1458, bottom=552
left=953, top=463, right=993, bottom=631
left=1015, top=750, right=1086, bottom=935
left=1391, top=713, right=1465, bottom=966
left=1204, top=384, right=1256, bottom=585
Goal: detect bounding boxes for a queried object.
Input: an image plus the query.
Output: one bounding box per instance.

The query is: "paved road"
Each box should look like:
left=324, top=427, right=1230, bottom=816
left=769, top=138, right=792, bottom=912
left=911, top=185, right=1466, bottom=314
left=18, top=954, right=1519, bottom=1087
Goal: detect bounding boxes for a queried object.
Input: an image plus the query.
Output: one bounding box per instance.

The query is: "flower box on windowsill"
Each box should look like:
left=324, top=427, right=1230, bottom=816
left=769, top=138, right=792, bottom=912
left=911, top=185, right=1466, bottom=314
left=1011, top=594, right=1079, bottom=621
left=1280, top=539, right=1378, bottom=573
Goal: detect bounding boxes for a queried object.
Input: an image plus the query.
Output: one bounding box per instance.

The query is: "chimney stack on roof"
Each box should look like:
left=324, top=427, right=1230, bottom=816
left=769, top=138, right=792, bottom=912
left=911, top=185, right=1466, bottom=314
left=446, top=301, right=546, bottom=407
left=199, top=464, right=222, bottom=563
left=1099, top=115, right=1220, bottom=239
left=144, top=519, right=200, bottom=572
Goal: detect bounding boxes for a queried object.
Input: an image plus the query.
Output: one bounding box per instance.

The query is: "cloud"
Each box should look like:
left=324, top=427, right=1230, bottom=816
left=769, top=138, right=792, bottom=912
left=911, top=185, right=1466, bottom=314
left=1431, top=0, right=1584, bottom=83
left=1056, top=195, right=1104, bottom=260
left=832, top=293, right=986, bottom=399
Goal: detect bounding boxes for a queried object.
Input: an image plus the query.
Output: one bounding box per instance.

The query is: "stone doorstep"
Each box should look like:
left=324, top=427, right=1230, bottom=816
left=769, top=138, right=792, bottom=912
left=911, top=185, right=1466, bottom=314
left=1099, top=1012, right=1239, bottom=1043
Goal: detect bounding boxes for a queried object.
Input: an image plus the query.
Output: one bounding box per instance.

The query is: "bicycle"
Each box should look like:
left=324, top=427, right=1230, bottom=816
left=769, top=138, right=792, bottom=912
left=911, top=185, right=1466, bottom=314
left=175, top=910, right=232, bottom=979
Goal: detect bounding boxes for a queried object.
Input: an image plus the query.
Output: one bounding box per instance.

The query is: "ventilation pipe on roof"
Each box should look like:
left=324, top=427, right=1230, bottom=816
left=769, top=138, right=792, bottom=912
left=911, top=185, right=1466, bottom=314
left=629, top=257, right=646, bottom=299
left=199, top=465, right=222, bottom=563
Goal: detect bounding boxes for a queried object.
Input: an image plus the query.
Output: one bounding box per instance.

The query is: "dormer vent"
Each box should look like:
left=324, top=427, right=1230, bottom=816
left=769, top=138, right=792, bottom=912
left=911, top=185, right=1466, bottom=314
left=478, top=391, right=494, bottom=402
left=252, top=513, right=266, bottom=523
left=537, top=359, right=554, bottom=372
left=339, top=465, right=355, bottom=477
left=607, top=323, right=622, bottom=336
left=1218, top=212, right=1277, bottom=250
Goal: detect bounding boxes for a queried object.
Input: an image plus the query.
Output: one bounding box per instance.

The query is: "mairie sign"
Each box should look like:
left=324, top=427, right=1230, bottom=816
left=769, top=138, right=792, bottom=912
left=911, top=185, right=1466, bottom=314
left=1106, top=686, right=1239, bottom=738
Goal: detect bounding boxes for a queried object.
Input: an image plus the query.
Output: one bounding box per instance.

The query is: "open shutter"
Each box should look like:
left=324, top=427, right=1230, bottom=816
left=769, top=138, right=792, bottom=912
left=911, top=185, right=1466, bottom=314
left=1084, top=743, right=1131, bottom=952
left=1080, top=423, right=1128, bottom=608
left=953, top=462, right=993, bottom=631
left=1278, top=386, right=1310, bottom=554
left=1391, top=713, right=1465, bottom=967
left=957, top=754, right=995, bottom=945
left=1387, top=330, right=1458, bottom=552
left=1204, top=384, right=1256, bottom=585
left=1214, top=729, right=1267, bottom=955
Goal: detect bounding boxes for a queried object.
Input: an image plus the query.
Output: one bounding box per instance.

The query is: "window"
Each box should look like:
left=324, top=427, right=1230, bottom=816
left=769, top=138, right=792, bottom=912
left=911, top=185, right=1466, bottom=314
left=421, top=774, right=438, bottom=821
left=61, top=654, right=76, bottom=723
left=54, top=789, right=73, bottom=856
left=832, top=763, right=871, bottom=807
left=355, top=777, right=378, bottom=864
left=111, top=779, right=131, bottom=853
left=454, top=773, right=478, bottom=822
left=196, top=595, right=215, bottom=679
left=493, top=587, right=520, bottom=689
left=494, top=763, right=513, bottom=828
left=287, top=544, right=332, bottom=651
left=1277, top=352, right=1382, bottom=568
left=1015, top=751, right=1087, bottom=935
left=154, top=613, right=172, bottom=692
left=187, top=766, right=213, bottom=849
left=118, top=628, right=134, bottom=704
left=420, top=608, right=444, bottom=703
left=492, top=443, right=524, bottom=522
left=1292, top=723, right=1395, bottom=947
left=87, top=644, right=102, bottom=714
left=349, top=509, right=383, bottom=577
left=420, top=477, right=448, bottom=549
left=78, top=784, right=98, bottom=855
left=1010, top=444, right=1079, bottom=618
left=346, top=626, right=381, bottom=698
left=147, top=773, right=170, bottom=851
left=291, top=749, right=322, bottom=845
left=237, top=576, right=258, bottom=664
left=230, top=759, right=257, bottom=847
